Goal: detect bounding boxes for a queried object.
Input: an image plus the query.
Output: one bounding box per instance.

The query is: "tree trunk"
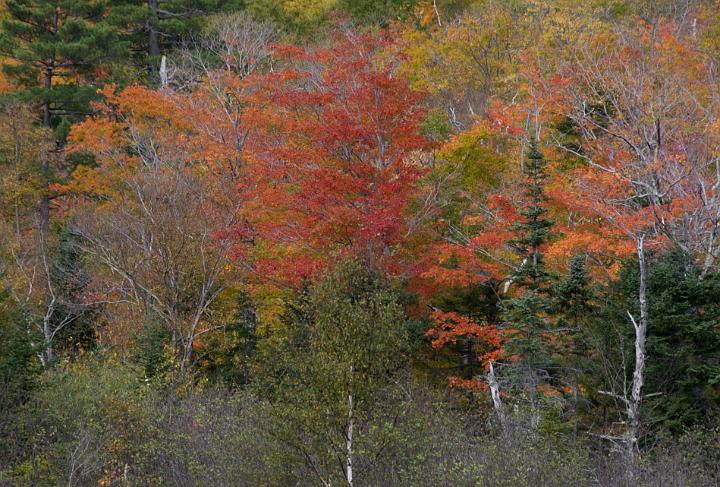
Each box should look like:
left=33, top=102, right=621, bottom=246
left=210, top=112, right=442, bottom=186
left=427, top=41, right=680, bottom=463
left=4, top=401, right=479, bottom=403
left=41, top=34, right=55, bottom=233
left=40, top=70, right=51, bottom=233
left=41, top=311, right=54, bottom=368
left=180, top=343, right=192, bottom=373
left=527, top=366, right=540, bottom=429
left=159, top=55, right=168, bottom=88
left=626, top=234, right=648, bottom=472
left=487, top=360, right=506, bottom=431
left=346, top=365, right=354, bottom=487
left=148, top=0, right=161, bottom=58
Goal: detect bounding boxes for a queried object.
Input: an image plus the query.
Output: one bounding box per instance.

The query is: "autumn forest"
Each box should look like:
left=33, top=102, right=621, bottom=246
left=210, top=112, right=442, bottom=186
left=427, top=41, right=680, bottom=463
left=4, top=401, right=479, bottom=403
left=1, top=0, right=719, bottom=485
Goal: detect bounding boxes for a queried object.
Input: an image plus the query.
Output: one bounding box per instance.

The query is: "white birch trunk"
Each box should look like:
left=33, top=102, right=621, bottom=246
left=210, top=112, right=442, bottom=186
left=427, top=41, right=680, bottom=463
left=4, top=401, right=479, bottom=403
left=160, top=55, right=168, bottom=88
left=346, top=365, right=354, bottom=487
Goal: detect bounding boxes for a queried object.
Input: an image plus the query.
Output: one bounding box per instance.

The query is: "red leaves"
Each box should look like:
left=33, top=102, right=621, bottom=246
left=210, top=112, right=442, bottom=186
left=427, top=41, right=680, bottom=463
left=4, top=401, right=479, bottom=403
left=448, top=377, right=488, bottom=391
left=242, top=30, right=434, bottom=284
left=485, top=194, right=519, bottom=222
left=68, top=29, right=435, bottom=288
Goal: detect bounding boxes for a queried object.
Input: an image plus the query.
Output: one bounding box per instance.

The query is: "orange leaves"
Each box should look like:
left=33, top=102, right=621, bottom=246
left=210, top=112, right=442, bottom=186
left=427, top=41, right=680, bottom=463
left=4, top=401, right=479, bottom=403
left=426, top=310, right=503, bottom=391
left=65, top=29, right=435, bottom=288
left=485, top=100, right=525, bottom=138
left=486, top=194, right=519, bottom=222
left=426, top=310, right=502, bottom=363
left=512, top=17, right=720, bottom=276
left=68, top=117, right=123, bottom=151
left=422, top=242, right=501, bottom=288
left=547, top=227, right=632, bottom=263
left=448, top=377, right=488, bottom=391
left=94, top=85, right=186, bottom=127
left=422, top=191, right=520, bottom=291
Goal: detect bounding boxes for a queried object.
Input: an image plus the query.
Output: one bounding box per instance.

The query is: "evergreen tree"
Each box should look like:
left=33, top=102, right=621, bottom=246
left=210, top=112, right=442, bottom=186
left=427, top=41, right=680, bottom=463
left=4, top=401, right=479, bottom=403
left=0, top=0, right=129, bottom=230
left=196, top=291, right=259, bottom=386
left=554, top=254, right=593, bottom=331
left=0, top=0, right=128, bottom=132
left=592, top=249, right=720, bottom=435
left=133, top=319, right=173, bottom=379
left=501, top=137, right=558, bottom=427
left=648, top=255, right=720, bottom=432
left=553, top=254, right=595, bottom=433
left=503, top=137, right=555, bottom=364
left=109, top=0, right=244, bottom=76
left=48, top=225, right=102, bottom=358
left=0, top=277, right=38, bottom=411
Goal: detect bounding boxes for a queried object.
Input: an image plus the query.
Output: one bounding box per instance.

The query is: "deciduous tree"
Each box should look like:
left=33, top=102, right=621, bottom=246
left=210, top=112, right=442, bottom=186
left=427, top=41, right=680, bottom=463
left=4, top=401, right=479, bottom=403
left=244, top=30, right=433, bottom=284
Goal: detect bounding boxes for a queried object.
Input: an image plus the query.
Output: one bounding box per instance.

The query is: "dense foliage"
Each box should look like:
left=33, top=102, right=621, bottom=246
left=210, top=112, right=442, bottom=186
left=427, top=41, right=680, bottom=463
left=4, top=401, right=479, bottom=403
left=1, top=0, right=719, bottom=485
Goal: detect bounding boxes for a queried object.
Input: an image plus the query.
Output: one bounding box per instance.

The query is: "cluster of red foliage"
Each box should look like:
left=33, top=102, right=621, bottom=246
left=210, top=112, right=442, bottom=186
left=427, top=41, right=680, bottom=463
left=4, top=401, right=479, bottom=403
left=426, top=309, right=502, bottom=369
left=243, top=31, right=434, bottom=284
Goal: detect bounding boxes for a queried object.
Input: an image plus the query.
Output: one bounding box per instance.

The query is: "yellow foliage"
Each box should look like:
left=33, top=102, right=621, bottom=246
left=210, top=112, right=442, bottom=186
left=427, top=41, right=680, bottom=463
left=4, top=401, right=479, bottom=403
left=247, top=0, right=336, bottom=32
left=246, top=283, right=293, bottom=337
left=0, top=105, right=52, bottom=227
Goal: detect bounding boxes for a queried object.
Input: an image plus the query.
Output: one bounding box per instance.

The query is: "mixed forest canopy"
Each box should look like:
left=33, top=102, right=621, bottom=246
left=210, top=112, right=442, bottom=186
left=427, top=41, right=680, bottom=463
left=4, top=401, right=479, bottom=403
left=0, top=0, right=719, bottom=485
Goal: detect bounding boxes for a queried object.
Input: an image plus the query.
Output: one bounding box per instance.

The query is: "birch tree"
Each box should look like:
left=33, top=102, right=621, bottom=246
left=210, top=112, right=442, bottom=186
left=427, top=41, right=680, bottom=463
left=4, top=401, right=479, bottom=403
left=263, top=260, right=410, bottom=486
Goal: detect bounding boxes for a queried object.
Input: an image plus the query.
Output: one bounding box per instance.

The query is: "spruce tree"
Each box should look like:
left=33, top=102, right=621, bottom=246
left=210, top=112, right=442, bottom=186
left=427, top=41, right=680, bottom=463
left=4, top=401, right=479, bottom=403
left=553, top=254, right=594, bottom=433
left=555, top=254, right=593, bottom=331
left=48, top=225, right=102, bottom=358
left=503, top=137, right=555, bottom=364
left=501, top=137, right=557, bottom=427
left=592, top=249, right=720, bottom=435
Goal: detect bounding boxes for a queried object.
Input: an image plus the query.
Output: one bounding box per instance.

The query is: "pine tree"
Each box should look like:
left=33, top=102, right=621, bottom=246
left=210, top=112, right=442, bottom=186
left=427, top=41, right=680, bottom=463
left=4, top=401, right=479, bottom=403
left=1, top=0, right=128, bottom=132
left=0, top=0, right=128, bottom=230
left=109, top=0, right=244, bottom=76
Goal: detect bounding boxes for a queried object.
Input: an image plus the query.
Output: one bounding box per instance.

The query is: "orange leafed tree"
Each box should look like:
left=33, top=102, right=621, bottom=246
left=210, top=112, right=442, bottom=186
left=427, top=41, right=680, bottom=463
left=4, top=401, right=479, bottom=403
left=418, top=116, right=533, bottom=393
left=62, top=82, right=252, bottom=370
left=426, top=309, right=502, bottom=390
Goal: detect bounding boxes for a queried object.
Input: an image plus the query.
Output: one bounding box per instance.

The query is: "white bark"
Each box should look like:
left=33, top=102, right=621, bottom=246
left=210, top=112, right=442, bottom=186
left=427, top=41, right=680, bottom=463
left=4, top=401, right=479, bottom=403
left=626, top=234, right=648, bottom=467
left=487, top=360, right=506, bottom=430
left=598, top=235, right=649, bottom=473
left=432, top=0, right=442, bottom=27
left=159, top=55, right=168, bottom=88
left=346, top=365, right=354, bottom=487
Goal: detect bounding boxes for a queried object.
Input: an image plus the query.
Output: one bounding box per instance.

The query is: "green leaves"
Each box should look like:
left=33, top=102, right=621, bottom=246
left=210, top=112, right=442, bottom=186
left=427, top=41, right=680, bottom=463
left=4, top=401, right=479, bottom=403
left=1, top=0, right=129, bottom=134
left=257, top=260, right=412, bottom=483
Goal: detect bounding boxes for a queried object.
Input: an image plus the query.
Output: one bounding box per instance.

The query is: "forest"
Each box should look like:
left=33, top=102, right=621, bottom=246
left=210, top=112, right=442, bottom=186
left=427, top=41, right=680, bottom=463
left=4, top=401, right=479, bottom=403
left=0, top=0, right=719, bottom=485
